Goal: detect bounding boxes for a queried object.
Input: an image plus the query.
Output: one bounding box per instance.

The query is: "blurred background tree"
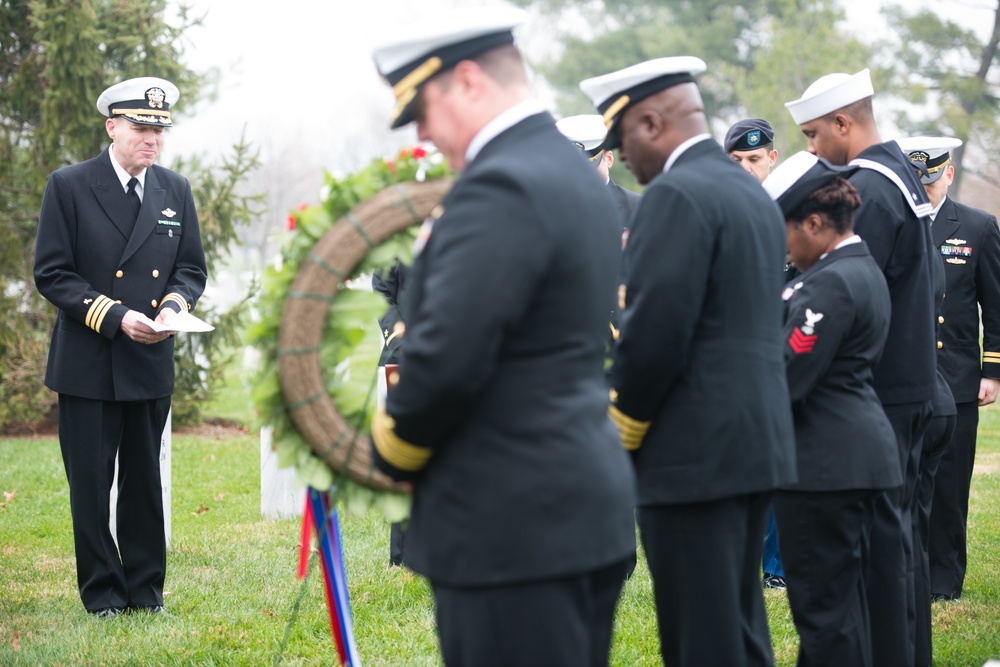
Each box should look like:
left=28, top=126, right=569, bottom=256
left=515, top=0, right=1000, bottom=199
left=877, top=2, right=1000, bottom=196
left=0, top=0, right=261, bottom=431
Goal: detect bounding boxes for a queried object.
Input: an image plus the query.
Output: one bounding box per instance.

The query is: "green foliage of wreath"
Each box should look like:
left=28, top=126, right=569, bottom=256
left=247, top=148, right=452, bottom=520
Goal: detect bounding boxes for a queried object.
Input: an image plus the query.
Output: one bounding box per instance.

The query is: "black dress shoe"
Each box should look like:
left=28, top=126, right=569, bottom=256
left=763, top=574, right=787, bottom=590
left=931, top=593, right=959, bottom=603
left=90, top=607, right=123, bottom=619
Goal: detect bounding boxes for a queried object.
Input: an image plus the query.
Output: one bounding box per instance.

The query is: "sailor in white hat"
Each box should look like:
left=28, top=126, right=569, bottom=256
left=33, top=75, right=205, bottom=618
left=786, top=71, right=937, bottom=667
left=898, top=135, right=1000, bottom=621
left=369, top=9, right=637, bottom=665
left=582, top=56, right=797, bottom=667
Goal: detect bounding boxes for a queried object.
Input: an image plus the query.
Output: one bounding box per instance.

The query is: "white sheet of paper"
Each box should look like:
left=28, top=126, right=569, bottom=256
left=140, top=310, right=215, bottom=333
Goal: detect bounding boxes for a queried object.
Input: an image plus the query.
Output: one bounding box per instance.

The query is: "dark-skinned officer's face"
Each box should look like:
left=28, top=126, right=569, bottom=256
left=616, top=107, right=663, bottom=186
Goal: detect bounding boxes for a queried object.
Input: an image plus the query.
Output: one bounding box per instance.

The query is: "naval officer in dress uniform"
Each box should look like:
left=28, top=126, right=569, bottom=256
left=786, top=68, right=937, bottom=667
left=556, top=113, right=641, bottom=361
left=369, top=8, right=636, bottom=666
left=581, top=57, right=797, bottom=667
left=33, top=77, right=207, bottom=617
left=763, top=152, right=899, bottom=667
left=556, top=113, right=642, bottom=231
left=898, top=137, right=1000, bottom=605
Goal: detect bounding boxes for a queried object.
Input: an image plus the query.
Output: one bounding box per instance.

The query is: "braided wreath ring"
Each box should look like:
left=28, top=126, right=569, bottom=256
left=276, top=179, right=453, bottom=492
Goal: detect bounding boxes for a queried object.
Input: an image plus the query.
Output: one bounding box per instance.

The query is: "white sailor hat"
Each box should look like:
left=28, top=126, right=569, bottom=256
left=579, top=56, right=707, bottom=150
left=896, top=136, right=963, bottom=185
left=372, top=6, right=527, bottom=129
left=763, top=151, right=860, bottom=217
left=556, top=114, right=609, bottom=157
left=785, top=69, right=874, bottom=125
left=97, top=77, right=178, bottom=127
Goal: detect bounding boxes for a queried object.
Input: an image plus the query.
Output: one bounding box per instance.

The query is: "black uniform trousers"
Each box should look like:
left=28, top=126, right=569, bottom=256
left=868, top=401, right=931, bottom=667
left=929, top=401, right=979, bottom=598
left=58, top=393, right=170, bottom=612
left=774, top=489, right=877, bottom=667
left=913, top=411, right=957, bottom=667
left=639, top=493, right=773, bottom=667
left=431, top=557, right=630, bottom=667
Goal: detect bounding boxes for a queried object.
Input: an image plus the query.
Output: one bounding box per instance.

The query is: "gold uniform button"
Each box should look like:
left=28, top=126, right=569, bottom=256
left=152, top=269, right=160, bottom=278
left=115, top=270, right=123, bottom=278
left=116, top=300, right=122, bottom=304
left=938, top=341, right=944, bottom=349
left=151, top=299, right=158, bottom=308
left=939, top=316, right=945, bottom=324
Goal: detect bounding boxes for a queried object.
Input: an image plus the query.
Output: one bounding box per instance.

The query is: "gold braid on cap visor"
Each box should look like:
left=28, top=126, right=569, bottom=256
left=391, top=56, right=443, bottom=123
left=602, top=95, right=631, bottom=128
left=927, top=156, right=953, bottom=174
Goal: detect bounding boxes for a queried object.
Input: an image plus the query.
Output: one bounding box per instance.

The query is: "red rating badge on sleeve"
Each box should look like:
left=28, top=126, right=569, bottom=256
left=789, top=308, right=823, bottom=354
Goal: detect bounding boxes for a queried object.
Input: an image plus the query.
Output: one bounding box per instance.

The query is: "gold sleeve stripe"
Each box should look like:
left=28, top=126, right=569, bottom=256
left=371, top=408, right=431, bottom=472
left=85, top=295, right=114, bottom=332
left=92, top=297, right=115, bottom=332
left=161, top=293, right=188, bottom=310
left=608, top=405, right=650, bottom=451
left=983, top=352, right=1000, bottom=361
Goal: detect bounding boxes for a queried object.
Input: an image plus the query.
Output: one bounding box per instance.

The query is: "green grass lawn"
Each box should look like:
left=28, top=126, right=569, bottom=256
left=2, top=409, right=999, bottom=665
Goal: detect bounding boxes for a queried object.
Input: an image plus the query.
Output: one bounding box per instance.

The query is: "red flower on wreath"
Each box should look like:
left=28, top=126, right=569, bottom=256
left=386, top=160, right=397, bottom=174
left=297, top=203, right=308, bottom=211
left=412, top=146, right=428, bottom=159
left=286, top=213, right=297, bottom=231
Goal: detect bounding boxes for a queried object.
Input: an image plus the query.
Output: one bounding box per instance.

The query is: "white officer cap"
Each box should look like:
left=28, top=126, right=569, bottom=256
left=896, top=136, right=963, bottom=185
left=763, top=151, right=859, bottom=217
left=97, top=77, right=178, bottom=127
left=556, top=114, right=608, bottom=156
left=785, top=69, right=874, bottom=125
left=372, top=6, right=527, bottom=129
left=579, top=56, right=707, bottom=149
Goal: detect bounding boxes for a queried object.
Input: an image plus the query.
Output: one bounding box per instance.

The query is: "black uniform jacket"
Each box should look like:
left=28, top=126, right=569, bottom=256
left=848, top=142, right=936, bottom=406
left=34, top=148, right=207, bottom=402
left=611, top=137, right=797, bottom=506
left=371, top=112, right=637, bottom=587
left=609, top=178, right=641, bottom=231
left=781, top=241, right=901, bottom=491
left=934, top=196, right=1000, bottom=403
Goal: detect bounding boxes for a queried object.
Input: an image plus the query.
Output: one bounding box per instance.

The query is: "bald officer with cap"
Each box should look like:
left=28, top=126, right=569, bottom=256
left=899, top=137, right=1000, bottom=605
left=369, top=8, right=636, bottom=666
left=725, top=117, right=779, bottom=183
left=34, top=77, right=206, bottom=618
left=581, top=58, right=796, bottom=667
left=786, top=69, right=936, bottom=667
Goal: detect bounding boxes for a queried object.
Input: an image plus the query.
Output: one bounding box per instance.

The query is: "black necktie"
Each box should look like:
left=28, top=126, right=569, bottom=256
left=126, top=177, right=141, bottom=221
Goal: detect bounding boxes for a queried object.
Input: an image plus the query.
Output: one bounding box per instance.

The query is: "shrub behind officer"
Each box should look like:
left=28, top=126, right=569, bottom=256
left=33, top=76, right=207, bottom=618
left=369, top=8, right=636, bottom=666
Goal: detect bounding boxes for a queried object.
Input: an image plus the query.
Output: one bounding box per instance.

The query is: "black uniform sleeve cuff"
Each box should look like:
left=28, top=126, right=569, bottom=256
left=982, top=352, right=1000, bottom=379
